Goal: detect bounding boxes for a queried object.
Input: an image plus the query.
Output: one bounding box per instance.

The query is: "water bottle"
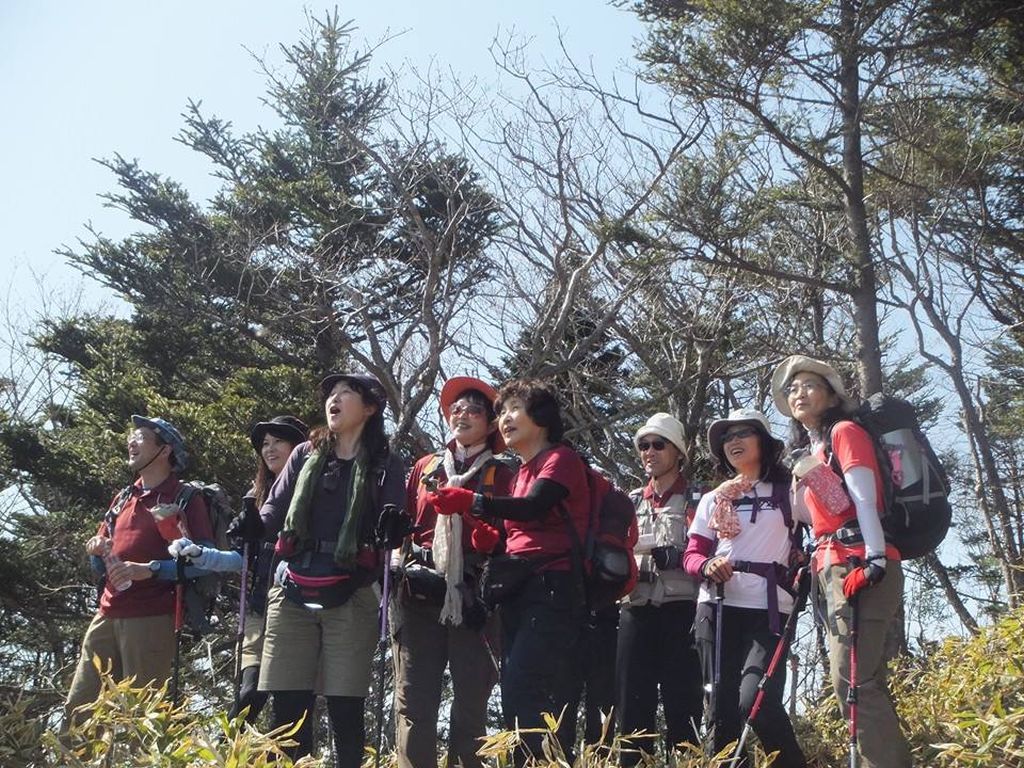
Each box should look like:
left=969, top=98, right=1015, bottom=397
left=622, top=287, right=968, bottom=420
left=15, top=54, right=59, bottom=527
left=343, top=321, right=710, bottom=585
left=793, top=454, right=851, bottom=518
left=103, top=548, right=133, bottom=592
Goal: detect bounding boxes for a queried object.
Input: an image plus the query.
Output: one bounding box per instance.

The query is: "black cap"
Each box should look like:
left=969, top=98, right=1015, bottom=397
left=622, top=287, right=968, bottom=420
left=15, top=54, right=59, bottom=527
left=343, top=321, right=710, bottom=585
left=319, top=373, right=387, bottom=409
left=250, top=415, right=310, bottom=451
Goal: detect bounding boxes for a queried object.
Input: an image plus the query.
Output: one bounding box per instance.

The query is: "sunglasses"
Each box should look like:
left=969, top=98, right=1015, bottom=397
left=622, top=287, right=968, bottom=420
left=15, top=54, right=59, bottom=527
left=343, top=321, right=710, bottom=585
left=722, top=427, right=758, bottom=443
left=638, top=439, right=668, bottom=452
left=450, top=402, right=487, bottom=418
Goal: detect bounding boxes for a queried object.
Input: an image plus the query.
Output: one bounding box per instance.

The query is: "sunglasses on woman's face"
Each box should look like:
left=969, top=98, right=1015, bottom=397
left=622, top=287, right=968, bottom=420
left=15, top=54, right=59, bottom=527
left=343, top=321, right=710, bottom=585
left=722, top=427, right=758, bottom=443
left=450, top=402, right=486, bottom=418
left=638, top=439, right=668, bottom=452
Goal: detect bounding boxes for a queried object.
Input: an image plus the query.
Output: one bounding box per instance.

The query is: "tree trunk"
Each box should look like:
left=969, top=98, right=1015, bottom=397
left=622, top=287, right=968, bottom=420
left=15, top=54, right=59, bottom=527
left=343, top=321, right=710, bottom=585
left=924, top=551, right=980, bottom=634
left=839, top=0, right=885, bottom=398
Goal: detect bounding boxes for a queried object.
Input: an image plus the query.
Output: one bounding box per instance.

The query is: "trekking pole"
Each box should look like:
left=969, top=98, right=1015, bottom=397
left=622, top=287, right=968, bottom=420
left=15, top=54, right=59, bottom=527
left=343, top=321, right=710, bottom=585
left=171, top=554, right=186, bottom=708
left=848, top=589, right=860, bottom=768
left=705, top=580, right=725, bottom=757
left=726, top=565, right=811, bottom=767
left=375, top=547, right=393, bottom=768
left=232, top=540, right=250, bottom=715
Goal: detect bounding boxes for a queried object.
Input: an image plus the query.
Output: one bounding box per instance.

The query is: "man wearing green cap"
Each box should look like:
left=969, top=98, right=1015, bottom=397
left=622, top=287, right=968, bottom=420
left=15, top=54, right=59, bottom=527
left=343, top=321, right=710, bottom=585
left=63, top=415, right=213, bottom=729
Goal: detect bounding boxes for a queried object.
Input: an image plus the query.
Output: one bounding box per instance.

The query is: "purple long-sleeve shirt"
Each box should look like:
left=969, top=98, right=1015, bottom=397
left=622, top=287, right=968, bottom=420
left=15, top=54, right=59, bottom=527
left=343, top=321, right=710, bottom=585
left=260, top=441, right=406, bottom=543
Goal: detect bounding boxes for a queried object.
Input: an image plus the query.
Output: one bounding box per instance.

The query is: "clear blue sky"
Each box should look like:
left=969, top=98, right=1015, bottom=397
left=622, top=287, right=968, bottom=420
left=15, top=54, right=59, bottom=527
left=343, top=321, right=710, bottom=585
left=0, top=0, right=644, bottom=313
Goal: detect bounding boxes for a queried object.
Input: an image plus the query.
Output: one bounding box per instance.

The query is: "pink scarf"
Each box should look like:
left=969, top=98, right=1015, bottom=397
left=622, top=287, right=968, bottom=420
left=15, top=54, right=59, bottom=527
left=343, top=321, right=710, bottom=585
left=709, top=475, right=754, bottom=540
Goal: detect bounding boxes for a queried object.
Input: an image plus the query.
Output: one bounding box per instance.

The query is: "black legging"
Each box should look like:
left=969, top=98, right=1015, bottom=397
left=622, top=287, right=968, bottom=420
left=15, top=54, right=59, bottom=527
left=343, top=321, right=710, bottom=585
left=694, top=603, right=806, bottom=768
left=272, top=691, right=366, bottom=768
left=228, top=665, right=268, bottom=724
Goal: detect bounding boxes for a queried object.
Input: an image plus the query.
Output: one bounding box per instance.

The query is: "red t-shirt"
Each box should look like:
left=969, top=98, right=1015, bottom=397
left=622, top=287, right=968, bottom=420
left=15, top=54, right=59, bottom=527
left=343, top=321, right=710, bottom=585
left=808, top=421, right=898, bottom=567
left=405, top=450, right=515, bottom=549
left=98, top=475, right=213, bottom=619
left=504, top=445, right=589, bottom=569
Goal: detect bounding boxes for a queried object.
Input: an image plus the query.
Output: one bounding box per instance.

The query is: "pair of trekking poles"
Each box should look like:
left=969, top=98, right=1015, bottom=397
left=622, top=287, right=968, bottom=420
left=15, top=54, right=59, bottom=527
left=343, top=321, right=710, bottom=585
left=707, top=559, right=863, bottom=768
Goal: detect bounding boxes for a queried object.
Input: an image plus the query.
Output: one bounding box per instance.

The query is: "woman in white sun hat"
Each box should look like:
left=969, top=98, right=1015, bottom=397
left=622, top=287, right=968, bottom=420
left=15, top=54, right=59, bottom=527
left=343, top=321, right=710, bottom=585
left=683, top=409, right=806, bottom=768
left=771, top=355, right=911, bottom=768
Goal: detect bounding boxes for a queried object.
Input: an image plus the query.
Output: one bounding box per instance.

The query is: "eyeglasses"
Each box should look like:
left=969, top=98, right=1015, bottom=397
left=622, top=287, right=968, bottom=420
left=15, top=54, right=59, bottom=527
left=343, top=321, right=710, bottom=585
left=638, top=439, right=668, bottom=452
left=450, top=402, right=487, bottom=418
left=722, top=427, right=758, bottom=443
left=785, top=381, right=824, bottom=397
left=127, top=430, right=159, bottom=446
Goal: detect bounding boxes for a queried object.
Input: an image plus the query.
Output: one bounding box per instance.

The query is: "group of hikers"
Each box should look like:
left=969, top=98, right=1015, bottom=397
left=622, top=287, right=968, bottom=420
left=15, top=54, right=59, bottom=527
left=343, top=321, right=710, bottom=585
left=62, top=355, right=913, bottom=768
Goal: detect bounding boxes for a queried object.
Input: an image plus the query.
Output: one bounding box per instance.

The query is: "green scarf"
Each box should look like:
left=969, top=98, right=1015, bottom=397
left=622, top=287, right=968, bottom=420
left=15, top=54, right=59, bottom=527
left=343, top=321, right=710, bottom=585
left=281, top=442, right=372, bottom=568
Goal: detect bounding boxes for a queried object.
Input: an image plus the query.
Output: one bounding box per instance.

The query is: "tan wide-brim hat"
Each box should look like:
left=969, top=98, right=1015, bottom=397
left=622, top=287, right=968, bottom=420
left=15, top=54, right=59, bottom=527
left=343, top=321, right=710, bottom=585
left=633, top=412, right=686, bottom=454
left=771, top=355, right=856, bottom=417
left=707, top=408, right=779, bottom=458
left=439, top=375, right=505, bottom=453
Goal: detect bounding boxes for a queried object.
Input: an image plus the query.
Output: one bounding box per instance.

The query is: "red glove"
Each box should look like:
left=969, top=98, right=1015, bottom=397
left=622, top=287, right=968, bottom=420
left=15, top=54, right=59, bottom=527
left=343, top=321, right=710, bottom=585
left=469, top=522, right=501, bottom=554
left=842, top=561, right=885, bottom=598
left=428, top=486, right=475, bottom=516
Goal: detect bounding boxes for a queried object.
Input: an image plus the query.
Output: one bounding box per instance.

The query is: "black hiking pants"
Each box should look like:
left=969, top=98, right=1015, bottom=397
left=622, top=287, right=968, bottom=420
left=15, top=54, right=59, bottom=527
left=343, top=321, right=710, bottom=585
left=500, top=570, right=583, bottom=767
left=616, top=600, right=703, bottom=765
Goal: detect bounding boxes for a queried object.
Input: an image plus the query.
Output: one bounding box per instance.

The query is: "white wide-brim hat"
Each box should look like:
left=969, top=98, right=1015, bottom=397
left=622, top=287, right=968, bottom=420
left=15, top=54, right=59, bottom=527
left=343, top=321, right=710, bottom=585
left=633, top=412, right=686, bottom=454
left=771, top=355, right=856, bottom=417
left=707, top=409, right=777, bottom=458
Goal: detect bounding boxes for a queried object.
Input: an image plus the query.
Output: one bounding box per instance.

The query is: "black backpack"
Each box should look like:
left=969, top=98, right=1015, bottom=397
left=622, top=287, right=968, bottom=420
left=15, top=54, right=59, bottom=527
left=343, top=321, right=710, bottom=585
left=173, top=482, right=235, bottom=635
left=828, top=394, right=952, bottom=559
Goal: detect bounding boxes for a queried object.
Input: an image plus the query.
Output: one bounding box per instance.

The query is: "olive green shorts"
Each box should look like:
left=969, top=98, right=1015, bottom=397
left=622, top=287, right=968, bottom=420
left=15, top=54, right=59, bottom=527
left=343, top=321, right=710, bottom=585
left=258, top=584, right=379, bottom=697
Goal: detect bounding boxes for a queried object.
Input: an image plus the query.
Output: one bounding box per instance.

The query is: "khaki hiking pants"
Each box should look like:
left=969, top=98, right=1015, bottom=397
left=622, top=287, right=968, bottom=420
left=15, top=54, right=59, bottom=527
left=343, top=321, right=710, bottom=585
left=391, top=596, right=499, bottom=768
left=64, top=612, right=175, bottom=729
left=819, top=560, right=912, bottom=768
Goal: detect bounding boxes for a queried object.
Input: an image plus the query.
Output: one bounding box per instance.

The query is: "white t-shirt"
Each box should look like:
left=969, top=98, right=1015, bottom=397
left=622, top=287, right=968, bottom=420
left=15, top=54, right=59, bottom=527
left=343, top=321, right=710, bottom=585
left=688, top=480, right=795, bottom=613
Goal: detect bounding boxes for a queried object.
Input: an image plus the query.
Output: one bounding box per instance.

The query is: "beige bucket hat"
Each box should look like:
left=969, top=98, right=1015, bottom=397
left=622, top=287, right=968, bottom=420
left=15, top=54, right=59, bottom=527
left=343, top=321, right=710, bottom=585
left=771, top=355, right=856, bottom=417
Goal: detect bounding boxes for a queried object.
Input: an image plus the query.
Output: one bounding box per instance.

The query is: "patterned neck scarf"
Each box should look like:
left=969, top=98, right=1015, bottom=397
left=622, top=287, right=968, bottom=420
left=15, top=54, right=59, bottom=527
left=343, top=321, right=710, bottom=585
left=709, top=474, right=755, bottom=540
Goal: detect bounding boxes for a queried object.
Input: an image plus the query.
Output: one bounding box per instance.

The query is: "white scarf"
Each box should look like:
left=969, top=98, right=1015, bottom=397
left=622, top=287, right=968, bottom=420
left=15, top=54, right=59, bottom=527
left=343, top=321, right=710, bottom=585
left=434, top=444, right=492, bottom=626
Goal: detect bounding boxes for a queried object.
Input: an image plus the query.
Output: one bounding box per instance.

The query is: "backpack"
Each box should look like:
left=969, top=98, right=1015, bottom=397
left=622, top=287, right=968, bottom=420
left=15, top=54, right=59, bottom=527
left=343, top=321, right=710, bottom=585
left=827, top=394, right=952, bottom=559
left=561, top=466, right=639, bottom=610
left=172, top=482, right=235, bottom=636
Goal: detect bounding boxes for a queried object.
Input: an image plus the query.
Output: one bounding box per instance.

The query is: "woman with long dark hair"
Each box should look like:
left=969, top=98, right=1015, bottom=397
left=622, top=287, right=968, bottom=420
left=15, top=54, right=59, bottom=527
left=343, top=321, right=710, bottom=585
left=682, top=409, right=806, bottom=768
left=428, top=379, right=589, bottom=766
left=257, top=373, right=405, bottom=767
left=772, top=355, right=911, bottom=768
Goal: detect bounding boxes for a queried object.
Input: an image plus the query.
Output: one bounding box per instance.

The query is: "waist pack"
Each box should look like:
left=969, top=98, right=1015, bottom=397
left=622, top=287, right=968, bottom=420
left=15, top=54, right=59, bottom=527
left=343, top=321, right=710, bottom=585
left=401, top=565, right=448, bottom=604
left=479, top=554, right=537, bottom=608
left=828, top=395, right=952, bottom=559
left=278, top=554, right=365, bottom=611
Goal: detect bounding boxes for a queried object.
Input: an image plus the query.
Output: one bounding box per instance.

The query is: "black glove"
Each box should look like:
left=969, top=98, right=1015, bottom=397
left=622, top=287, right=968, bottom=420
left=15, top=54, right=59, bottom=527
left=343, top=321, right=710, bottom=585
left=651, top=545, right=681, bottom=571
left=227, top=497, right=265, bottom=542
left=375, top=504, right=415, bottom=550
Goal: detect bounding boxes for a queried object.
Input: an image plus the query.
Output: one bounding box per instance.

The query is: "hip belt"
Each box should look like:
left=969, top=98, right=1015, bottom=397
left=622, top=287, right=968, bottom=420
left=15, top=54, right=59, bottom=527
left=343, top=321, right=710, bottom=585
left=730, top=560, right=794, bottom=635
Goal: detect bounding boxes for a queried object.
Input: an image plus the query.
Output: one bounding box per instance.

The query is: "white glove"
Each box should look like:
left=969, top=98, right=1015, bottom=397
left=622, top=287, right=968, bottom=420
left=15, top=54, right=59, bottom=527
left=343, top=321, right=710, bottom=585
left=168, top=537, right=202, bottom=559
